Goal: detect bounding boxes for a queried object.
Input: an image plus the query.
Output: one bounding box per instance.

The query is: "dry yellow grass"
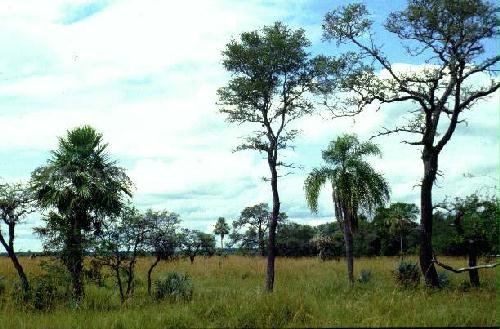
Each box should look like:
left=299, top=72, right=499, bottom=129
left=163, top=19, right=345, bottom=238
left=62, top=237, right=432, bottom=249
left=0, top=255, right=498, bottom=328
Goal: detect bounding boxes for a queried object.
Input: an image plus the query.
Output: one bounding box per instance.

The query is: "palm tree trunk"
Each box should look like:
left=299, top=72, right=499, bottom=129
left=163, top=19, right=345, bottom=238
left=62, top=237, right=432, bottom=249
left=343, top=222, right=354, bottom=286
left=67, top=218, right=84, bottom=298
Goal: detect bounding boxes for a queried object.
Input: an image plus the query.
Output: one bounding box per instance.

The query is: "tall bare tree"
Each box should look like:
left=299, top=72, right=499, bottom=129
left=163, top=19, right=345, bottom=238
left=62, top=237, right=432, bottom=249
left=322, top=0, right=499, bottom=286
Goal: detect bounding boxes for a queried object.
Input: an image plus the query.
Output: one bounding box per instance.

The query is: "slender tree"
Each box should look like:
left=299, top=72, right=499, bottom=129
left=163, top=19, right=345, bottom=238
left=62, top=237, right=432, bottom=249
left=232, top=203, right=287, bottom=256
left=218, top=22, right=317, bottom=292
left=304, top=134, right=390, bottom=285
left=385, top=203, right=419, bottom=261
left=145, top=209, right=180, bottom=295
left=322, top=0, right=499, bottom=286
left=179, top=228, right=203, bottom=264
left=31, top=125, right=133, bottom=298
left=96, top=204, right=148, bottom=304
left=0, top=182, right=34, bottom=295
left=214, top=217, right=230, bottom=250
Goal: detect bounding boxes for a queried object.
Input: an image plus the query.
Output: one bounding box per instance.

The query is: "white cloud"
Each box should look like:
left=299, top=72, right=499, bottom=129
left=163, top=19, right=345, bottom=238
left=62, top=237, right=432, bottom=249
left=0, top=1, right=498, bottom=252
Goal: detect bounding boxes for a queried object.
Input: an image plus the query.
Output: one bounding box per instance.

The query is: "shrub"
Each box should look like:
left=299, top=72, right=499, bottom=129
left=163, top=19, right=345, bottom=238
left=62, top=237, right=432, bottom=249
left=437, top=271, right=450, bottom=288
left=357, top=269, right=372, bottom=283
left=393, top=261, right=420, bottom=287
left=24, top=260, right=72, bottom=311
left=31, top=276, right=58, bottom=310
left=154, top=272, right=193, bottom=302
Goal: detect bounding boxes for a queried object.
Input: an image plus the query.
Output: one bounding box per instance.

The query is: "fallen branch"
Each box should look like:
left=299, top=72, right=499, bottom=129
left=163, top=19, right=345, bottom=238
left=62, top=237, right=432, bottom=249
left=431, top=257, right=499, bottom=273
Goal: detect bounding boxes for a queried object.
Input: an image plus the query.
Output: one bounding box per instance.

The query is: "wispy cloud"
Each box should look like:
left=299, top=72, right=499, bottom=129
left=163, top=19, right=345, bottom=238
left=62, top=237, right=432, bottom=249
left=0, top=1, right=498, bottom=251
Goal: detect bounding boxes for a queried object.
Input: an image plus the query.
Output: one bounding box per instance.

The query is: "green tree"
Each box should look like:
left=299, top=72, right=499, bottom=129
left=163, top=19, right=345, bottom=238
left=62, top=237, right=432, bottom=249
left=304, top=134, right=390, bottom=285
left=144, top=209, right=181, bottom=295
left=385, top=203, right=419, bottom=260
left=31, top=125, right=133, bottom=298
left=214, top=217, right=230, bottom=250
left=218, top=22, right=317, bottom=292
left=179, top=229, right=215, bottom=263
left=0, top=182, right=34, bottom=295
left=322, top=0, right=499, bottom=286
left=95, top=204, right=148, bottom=304
left=232, top=203, right=287, bottom=257
left=435, top=194, right=499, bottom=286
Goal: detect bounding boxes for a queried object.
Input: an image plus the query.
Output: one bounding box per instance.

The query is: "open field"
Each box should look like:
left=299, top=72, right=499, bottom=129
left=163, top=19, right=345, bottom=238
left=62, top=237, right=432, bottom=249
left=0, top=255, right=498, bottom=328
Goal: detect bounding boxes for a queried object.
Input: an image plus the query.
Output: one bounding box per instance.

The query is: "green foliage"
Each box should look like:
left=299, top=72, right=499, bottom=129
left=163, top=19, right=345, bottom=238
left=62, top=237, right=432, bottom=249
left=179, top=229, right=216, bottom=262
left=31, top=125, right=133, bottom=297
left=276, top=222, right=316, bottom=257
left=357, top=269, right=373, bottom=284
left=231, top=203, right=287, bottom=256
left=304, top=134, right=390, bottom=230
left=437, top=271, right=450, bottom=288
left=311, top=231, right=344, bottom=260
left=154, top=272, right=193, bottom=302
left=433, top=194, right=499, bottom=256
left=22, top=261, right=72, bottom=311
left=393, top=261, right=421, bottom=287
left=144, top=209, right=181, bottom=260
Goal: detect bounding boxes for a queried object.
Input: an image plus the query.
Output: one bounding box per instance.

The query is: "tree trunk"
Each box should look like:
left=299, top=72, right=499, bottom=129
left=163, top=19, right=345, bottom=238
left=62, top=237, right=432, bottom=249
left=189, top=255, right=195, bottom=264
left=0, top=227, right=30, bottom=295
left=419, top=149, right=439, bottom=287
left=67, top=218, right=84, bottom=298
left=468, top=240, right=480, bottom=287
left=220, top=236, right=224, bottom=250
left=343, top=221, right=354, bottom=286
left=147, top=256, right=160, bottom=295
left=265, top=157, right=279, bottom=293
left=9, top=249, right=30, bottom=294
left=115, top=264, right=125, bottom=304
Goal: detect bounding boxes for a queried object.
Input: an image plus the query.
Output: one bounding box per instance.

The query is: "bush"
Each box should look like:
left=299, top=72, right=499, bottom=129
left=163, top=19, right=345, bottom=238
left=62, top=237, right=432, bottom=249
left=393, top=261, right=420, bottom=287
left=24, top=260, right=72, bottom=311
left=437, top=271, right=450, bottom=288
left=31, top=276, right=58, bottom=311
left=154, top=272, right=193, bottom=302
left=357, top=269, right=372, bottom=283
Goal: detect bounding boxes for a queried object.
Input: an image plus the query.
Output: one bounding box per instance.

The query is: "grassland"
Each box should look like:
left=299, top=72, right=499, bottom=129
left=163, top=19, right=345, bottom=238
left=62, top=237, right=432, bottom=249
left=0, top=255, right=498, bottom=328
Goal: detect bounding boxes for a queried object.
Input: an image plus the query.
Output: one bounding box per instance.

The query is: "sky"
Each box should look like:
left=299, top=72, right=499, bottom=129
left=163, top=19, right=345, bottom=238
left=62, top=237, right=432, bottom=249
left=0, top=0, right=498, bottom=252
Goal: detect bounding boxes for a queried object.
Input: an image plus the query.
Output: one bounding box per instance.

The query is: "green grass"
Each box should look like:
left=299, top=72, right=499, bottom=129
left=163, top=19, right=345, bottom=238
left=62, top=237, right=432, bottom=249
left=0, top=256, right=498, bottom=328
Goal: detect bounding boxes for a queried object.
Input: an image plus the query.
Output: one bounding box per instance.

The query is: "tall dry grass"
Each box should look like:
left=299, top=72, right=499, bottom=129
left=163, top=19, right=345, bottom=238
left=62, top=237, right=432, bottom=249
left=0, top=255, right=498, bottom=328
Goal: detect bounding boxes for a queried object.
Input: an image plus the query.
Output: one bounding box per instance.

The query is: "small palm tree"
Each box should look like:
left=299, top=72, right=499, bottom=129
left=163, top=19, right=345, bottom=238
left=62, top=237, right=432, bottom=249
left=386, top=203, right=418, bottom=261
left=214, top=217, right=230, bottom=250
left=304, top=134, right=390, bottom=285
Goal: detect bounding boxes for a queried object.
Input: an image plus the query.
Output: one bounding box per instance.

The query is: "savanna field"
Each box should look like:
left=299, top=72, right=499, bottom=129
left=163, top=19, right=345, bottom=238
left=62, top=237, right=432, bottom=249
left=0, top=256, right=498, bottom=328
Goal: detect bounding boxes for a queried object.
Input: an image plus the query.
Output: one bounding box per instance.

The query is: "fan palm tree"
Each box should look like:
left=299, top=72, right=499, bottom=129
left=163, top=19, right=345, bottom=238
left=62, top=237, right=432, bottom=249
left=31, top=125, right=133, bottom=298
left=304, top=134, right=390, bottom=285
left=214, top=217, right=230, bottom=250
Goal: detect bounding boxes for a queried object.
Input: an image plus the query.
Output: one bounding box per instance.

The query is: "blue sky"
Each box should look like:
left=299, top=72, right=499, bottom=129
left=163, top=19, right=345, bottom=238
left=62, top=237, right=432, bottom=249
left=0, top=0, right=498, bottom=251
